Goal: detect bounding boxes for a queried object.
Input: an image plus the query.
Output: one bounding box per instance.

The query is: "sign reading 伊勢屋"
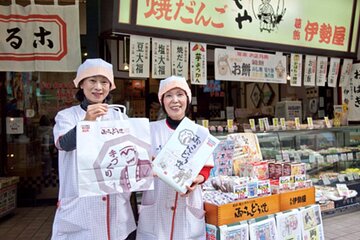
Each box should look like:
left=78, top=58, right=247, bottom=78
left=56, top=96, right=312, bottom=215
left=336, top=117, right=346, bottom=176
left=122, top=0, right=359, bottom=54
left=0, top=1, right=81, bottom=71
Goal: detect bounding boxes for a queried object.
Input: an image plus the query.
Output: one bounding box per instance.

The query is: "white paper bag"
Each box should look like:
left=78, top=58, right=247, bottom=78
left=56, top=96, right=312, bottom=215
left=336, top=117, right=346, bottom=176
left=76, top=105, right=153, bottom=197
left=152, top=117, right=220, bottom=193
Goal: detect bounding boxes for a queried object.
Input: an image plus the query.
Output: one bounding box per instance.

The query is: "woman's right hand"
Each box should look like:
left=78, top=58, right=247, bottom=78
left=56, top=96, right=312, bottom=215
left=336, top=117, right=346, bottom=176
left=84, top=103, right=108, bottom=121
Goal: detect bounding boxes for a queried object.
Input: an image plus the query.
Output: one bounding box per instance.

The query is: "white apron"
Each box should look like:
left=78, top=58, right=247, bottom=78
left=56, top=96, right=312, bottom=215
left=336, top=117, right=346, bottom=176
left=52, top=105, right=136, bottom=240
left=136, top=119, right=212, bottom=240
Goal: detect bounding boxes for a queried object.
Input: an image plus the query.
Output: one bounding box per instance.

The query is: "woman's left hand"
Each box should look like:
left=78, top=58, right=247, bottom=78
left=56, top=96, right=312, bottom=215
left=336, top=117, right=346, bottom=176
left=180, top=175, right=205, bottom=197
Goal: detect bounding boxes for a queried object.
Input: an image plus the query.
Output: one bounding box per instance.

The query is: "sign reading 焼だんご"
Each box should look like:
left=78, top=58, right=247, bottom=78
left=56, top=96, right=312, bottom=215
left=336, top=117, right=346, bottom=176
left=113, top=0, right=360, bottom=56
left=0, top=0, right=81, bottom=72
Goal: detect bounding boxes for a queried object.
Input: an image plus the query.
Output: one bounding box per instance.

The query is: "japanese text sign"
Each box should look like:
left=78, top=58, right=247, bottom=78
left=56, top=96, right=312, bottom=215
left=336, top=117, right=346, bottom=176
left=129, top=35, right=150, bottom=78
left=190, top=42, right=207, bottom=85
left=347, top=63, right=360, bottom=121
left=304, top=55, right=316, bottom=86
left=339, top=59, right=353, bottom=87
left=328, top=58, right=341, bottom=87
left=134, top=0, right=357, bottom=53
left=151, top=37, right=171, bottom=79
left=0, top=0, right=80, bottom=71
left=316, top=56, right=328, bottom=86
left=215, top=48, right=287, bottom=84
left=171, top=40, right=189, bottom=79
left=290, top=53, right=303, bottom=87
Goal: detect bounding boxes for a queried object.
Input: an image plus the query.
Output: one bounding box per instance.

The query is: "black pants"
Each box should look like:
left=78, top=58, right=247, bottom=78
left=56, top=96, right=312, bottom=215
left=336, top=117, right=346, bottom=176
left=126, top=230, right=136, bottom=240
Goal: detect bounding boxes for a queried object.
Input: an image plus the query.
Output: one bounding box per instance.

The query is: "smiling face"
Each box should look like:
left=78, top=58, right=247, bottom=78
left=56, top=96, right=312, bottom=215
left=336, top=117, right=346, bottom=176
left=80, top=75, right=111, bottom=103
left=162, top=87, right=188, bottom=121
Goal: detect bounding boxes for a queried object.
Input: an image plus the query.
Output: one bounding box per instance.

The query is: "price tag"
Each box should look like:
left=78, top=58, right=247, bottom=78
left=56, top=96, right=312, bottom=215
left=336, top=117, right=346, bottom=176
left=347, top=173, right=354, bottom=181
left=338, top=174, right=346, bottom=182
left=263, top=118, right=270, bottom=131
left=322, top=176, right=331, bottom=185
left=280, top=118, right=286, bottom=130
left=353, top=173, right=360, bottom=180
left=272, top=118, right=279, bottom=130
left=201, top=119, right=209, bottom=128
left=324, top=116, right=332, bottom=128
left=258, top=118, right=265, bottom=131
left=340, top=153, right=347, bottom=161
left=294, top=117, right=301, bottom=130
left=347, top=152, right=354, bottom=161
left=307, top=117, right=313, bottom=129
left=249, top=119, right=256, bottom=132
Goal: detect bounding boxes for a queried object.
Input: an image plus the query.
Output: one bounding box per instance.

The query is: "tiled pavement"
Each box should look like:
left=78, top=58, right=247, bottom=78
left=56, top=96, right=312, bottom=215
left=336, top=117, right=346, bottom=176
left=0, top=205, right=359, bottom=239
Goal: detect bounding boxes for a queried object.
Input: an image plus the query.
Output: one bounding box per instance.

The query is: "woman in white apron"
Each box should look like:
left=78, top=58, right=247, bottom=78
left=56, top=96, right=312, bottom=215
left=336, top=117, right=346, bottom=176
left=52, top=59, right=136, bottom=240
left=136, top=76, right=214, bottom=240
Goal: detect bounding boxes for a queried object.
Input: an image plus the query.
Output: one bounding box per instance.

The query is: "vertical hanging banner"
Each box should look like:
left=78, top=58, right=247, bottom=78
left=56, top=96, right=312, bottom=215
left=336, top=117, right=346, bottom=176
left=339, top=59, right=353, bottom=87
left=347, top=63, right=360, bottom=121
left=214, top=48, right=287, bottom=84
left=171, top=40, right=189, bottom=79
left=303, top=55, right=317, bottom=86
left=190, top=42, right=207, bottom=85
left=129, top=35, right=150, bottom=78
left=0, top=0, right=81, bottom=71
left=316, top=56, right=328, bottom=86
left=327, top=58, right=340, bottom=88
left=290, top=53, right=302, bottom=87
left=151, top=38, right=171, bottom=79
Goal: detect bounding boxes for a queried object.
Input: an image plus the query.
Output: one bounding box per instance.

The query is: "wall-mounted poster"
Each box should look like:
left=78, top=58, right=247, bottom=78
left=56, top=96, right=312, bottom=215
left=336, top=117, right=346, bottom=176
left=190, top=42, right=207, bottom=85
left=129, top=35, right=150, bottom=78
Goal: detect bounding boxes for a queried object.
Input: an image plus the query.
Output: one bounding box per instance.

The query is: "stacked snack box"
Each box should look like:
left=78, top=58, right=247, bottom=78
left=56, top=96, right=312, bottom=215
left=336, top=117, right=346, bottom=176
left=0, top=176, right=19, bottom=218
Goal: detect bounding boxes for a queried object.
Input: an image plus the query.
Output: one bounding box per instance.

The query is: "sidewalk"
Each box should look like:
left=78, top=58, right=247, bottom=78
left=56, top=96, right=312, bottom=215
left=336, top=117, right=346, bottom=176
left=0, top=205, right=359, bottom=239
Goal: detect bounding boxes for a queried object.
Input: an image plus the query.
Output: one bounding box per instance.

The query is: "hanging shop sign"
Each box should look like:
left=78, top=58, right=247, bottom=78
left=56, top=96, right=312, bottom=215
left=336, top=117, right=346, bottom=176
left=327, top=58, right=341, bottom=88
left=303, top=55, right=316, bottom=87
left=339, top=59, right=353, bottom=87
left=119, top=0, right=360, bottom=55
left=190, top=42, right=207, bottom=85
left=171, top=40, right=189, bottom=79
left=214, top=48, right=287, bottom=84
left=290, top=54, right=302, bottom=87
left=151, top=38, right=171, bottom=79
left=0, top=0, right=81, bottom=71
left=129, top=35, right=150, bottom=78
left=316, top=57, right=328, bottom=87
left=346, top=63, right=360, bottom=121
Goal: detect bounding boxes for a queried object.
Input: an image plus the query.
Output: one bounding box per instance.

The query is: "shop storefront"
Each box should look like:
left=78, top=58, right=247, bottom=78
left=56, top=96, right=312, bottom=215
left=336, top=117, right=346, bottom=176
left=1, top=0, right=360, bottom=212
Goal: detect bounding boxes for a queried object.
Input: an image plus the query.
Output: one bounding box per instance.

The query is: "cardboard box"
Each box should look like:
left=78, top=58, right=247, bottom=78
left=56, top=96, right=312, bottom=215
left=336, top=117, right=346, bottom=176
left=279, top=187, right=315, bottom=211
left=205, top=194, right=280, bottom=226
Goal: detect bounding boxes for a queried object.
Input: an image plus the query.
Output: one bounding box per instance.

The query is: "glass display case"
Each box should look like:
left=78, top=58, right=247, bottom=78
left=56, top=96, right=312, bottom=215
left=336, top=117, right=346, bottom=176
left=255, top=125, right=360, bottom=180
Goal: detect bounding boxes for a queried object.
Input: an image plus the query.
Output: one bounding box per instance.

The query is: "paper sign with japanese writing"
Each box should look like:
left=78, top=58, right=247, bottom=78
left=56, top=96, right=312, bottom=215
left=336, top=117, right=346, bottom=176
left=190, top=42, right=207, bottom=85
left=300, top=205, right=324, bottom=240
left=327, top=58, right=340, bottom=87
left=171, top=40, right=189, bottom=79
left=214, top=48, right=287, bottom=84
left=151, top=38, right=171, bottom=79
left=290, top=53, right=303, bottom=86
left=304, top=55, right=317, bottom=86
left=0, top=1, right=80, bottom=71
left=135, top=0, right=356, bottom=53
left=339, top=59, right=353, bottom=87
left=275, top=209, right=302, bottom=240
left=152, top=117, right=219, bottom=193
left=76, top=113, right=154, bottom=196
left=347, top=63, right=360, bottom=121
left=316, top=56, right=328, bottom=86
left=129, top=35, right=150, bottom=78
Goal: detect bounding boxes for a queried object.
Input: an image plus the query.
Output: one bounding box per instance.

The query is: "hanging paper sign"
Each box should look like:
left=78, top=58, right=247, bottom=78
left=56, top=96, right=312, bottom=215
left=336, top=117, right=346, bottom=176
left=339, top=59, right=353, bottom=87
left=290, top=53, right=302, bottom=86
left=171, top=40, right=189, bottom=79
left=303, top=55, right=316, bottom=86
left=316, top=56, right=328, bottom=86
left=347, top=63, right=360, bottom=121
left=327, top=58, right=340, bottom=87
left=129, top=35, right=150, bottom=78
left=214, top=48, right=286, bottom=84
left=190, top=42, right=207, bottom=85
left=151, top=37, right=171, bottom=79
left=0, top=1, right=81, bottom=71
